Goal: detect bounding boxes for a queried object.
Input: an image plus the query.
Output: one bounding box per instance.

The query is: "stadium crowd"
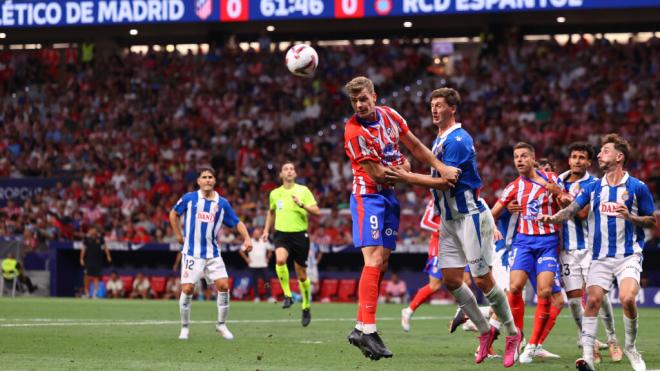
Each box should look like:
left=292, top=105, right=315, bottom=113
left=1, top=34, right=658, bottom=251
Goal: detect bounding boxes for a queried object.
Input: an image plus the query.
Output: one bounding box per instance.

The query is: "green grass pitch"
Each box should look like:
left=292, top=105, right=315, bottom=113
left=1, top=298, right=657, bottom=370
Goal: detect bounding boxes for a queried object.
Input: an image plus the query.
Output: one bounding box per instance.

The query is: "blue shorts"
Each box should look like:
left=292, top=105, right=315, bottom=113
left=424, top=256, right=443, bottom=280
left=350, top=189, right=400, bottom=250
left=511, top=233, right=561, bottom=293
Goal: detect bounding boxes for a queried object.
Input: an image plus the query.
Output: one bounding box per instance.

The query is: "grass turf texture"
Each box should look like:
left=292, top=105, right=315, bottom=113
left=1, top=298, right=657, bottom=370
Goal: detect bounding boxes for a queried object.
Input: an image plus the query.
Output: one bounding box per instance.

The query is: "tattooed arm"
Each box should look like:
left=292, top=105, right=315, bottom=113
left=538, top=202, right=582, bottom=224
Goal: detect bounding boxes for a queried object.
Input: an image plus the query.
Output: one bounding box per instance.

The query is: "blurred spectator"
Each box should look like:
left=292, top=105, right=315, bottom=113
left=2, top=252, right=38, bottom=294
left=80, top=225, right=111, bottom=298
left=162, top=276, right=182, bottom=300
left=129, top=272, right=151, bottom=299
left=384, top=273, right=408, bottom=304
left=239, top=227, right=273, bottom=302
left=105, top=271, right=125, bottom=298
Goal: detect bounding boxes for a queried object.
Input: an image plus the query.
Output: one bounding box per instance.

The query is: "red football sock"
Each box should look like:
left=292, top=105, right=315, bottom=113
left=529, top=297, right=551, bottom=345
left=409, top=284, right=435, bottom=311
left=508, top=291, right=525, bottom=330
left=538, top=304, right=562, bottom=344
left=358, top=266, right=381, bottom=325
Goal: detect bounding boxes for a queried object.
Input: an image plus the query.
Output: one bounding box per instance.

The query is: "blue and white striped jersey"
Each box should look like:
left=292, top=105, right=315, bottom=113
left=430, top=124, right=487, bottom=221
left=172, top=190, right=240, bottom=259
left=575, top=172, right=655, bottom=260
left=559, top=171, right=598, bottom=251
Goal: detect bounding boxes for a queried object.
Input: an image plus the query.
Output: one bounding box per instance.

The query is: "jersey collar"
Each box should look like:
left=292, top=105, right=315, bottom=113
left=439, top=123, right=462, bottom=140
left=355, top=108, right=382, bottom=127
left=601, top=171, right=629, bottom=187
left=559, top=170, right=591, bottom=182
left=198, top=190, right=219, bottom=201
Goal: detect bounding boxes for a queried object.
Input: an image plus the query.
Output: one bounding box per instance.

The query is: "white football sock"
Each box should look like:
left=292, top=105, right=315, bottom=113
left=217, top=290, right=230, bottom=325
left=355, top=321, right=363, bottom=331
left=581, top=316, right=598, bottom=363
left=568, top=297, right=584, bottom=331
left=623, top=315, right=638, bottom=350
left=179, top=293, right=193, bottom=327
left=485, top=285, right=516, bottom=336
left=599, top=294, right=617, bottom=341
left=452, top=283, right=490, bottom=334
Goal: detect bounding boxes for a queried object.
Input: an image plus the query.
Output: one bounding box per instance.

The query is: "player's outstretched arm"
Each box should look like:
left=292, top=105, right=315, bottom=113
left=539, top=202, right=581, bottom=224
left=400, top=131, right=460, bottom=182
left=384, top=166, right=451, bottom=190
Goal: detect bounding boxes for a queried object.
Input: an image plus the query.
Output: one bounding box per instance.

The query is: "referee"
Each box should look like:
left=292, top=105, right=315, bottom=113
left=261, top=162, right=320, bottom=327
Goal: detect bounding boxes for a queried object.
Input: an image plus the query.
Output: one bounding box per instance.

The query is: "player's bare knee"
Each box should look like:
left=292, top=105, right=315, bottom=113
left=276, top=260, right=287, bottom=267
left=551, top=292, right=565, bottom=307
left=181, top=285, right=194, bottom=295
left=444, top=278, right=462, bottom=291
left=537, top=286, right=553, bottom=299
left=619, top=294, right=636, bottom=311
left=586, top=295, right=602, bottom=312
left=473, top=275, right=494, bottom=293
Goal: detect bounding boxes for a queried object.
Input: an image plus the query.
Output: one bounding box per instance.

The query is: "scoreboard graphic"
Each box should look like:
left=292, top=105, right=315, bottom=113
left=0, top=0, right=657, bottom=27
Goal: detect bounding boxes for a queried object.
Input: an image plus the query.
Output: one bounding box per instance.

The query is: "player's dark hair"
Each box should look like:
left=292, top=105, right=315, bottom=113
left=430, top=88, right=461, bottom=107
left=344, top=76, right=375, bottom=95
left=537, top=158, right=555, bottom=171
left=601, top=133, right=630, bottom=165
left=568, top=142, right=594, bottom=160
left=197, top=166, right=216, bottom=178
left=513, top=142, right=535, bottom=154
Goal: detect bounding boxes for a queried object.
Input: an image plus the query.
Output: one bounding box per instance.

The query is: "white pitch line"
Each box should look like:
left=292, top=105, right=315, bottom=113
left=0, top=316, right=449, bottom=328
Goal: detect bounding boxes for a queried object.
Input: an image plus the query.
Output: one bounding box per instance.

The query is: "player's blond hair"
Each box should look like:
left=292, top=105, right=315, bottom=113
left=344, top=76, right=375, bottom=95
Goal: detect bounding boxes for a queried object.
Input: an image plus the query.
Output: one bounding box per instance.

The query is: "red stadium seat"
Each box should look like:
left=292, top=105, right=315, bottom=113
left=319, top=279, right=339, bottom=302
left=380, top=280, right=390, bottom=297
left=150, top=276, right=167, bottom=298
left=102, top=275, right=111, bottom=285
left=289, top=279, right=300, bottom=294
left=120, top=276, right=134, bottom=295
left=337, top=279, right=357, bottom=302
left=270, top=278, right=283, bottom=299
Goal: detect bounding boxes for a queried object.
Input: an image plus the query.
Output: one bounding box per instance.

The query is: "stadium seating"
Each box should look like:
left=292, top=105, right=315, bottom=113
left=337, top=279, right=357, bottom=302
left=319, top=279, right=339, bottom=302
left=150, top=276, right=167, bottom=298
left=120, top=276, right=134, bottom=296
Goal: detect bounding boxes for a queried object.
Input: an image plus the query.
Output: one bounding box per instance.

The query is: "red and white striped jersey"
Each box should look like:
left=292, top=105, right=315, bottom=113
left=420, top=200, right=440, bottom=257
left=344, top=106, right=409, bottom=195
left=498, top=170, right=562, bottom=235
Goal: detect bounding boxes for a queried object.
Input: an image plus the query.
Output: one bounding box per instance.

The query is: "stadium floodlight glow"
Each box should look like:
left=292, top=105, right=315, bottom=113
left=266, top=25, right=275, bottom=32
left=556, top=16, right=566, bottom=23
left=403, top=21, right=413, bottom=28
left=129, top=29, right=138, bottom=36
left=0, top=33, right=6, bottom=39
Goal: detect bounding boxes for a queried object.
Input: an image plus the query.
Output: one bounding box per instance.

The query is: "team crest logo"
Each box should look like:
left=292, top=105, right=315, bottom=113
left=569, top=183, right=581, bottom=196
left=195, top=0, right=212, bottom=20
left=371, top=229, right=380, bottom=240
left=621, top=191, right=629, bottom=202
left=211, top=203, right=218, bottom=214
left=523, top=199, right=540, bottom=220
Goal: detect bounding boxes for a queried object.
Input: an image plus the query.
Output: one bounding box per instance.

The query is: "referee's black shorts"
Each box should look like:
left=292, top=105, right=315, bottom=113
left=273, top=231, right=310, bottom=267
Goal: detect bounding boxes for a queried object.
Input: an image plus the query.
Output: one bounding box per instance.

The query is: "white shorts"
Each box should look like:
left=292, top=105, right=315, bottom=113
left=586, top=253, right=643, bottom=291
left=180, top=254, right=228, bottom=285
left=438, top=209, right=494, bottom=278
left=492, top=247, right=511, bottom=290
left=559, top=249, right=591, bottom=292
